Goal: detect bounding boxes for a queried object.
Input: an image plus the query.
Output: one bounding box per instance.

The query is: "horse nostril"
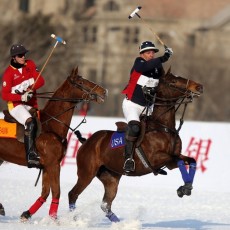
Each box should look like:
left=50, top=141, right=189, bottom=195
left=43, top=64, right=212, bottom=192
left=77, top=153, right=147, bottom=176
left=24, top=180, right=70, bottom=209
left=197, top=85, right=203, bottom=93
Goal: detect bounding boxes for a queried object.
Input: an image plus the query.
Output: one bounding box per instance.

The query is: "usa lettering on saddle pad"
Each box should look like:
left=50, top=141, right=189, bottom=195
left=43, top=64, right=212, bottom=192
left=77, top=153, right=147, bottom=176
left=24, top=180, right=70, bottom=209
left=0, top=119, right=16, bottom=138
left=110, top=131, right=125, bottom=149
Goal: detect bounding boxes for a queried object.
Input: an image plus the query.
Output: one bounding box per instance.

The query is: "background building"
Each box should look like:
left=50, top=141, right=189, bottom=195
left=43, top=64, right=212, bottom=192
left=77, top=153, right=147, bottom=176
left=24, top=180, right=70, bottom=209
left=0, top=0, right=230, bottom=121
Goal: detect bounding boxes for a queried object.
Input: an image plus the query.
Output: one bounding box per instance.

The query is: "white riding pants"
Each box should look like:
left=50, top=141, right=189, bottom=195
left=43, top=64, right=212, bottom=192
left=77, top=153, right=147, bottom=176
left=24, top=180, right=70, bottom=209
left=122, top=98, right=153, bottom=123
left=9, top=104, right=32, bottom=127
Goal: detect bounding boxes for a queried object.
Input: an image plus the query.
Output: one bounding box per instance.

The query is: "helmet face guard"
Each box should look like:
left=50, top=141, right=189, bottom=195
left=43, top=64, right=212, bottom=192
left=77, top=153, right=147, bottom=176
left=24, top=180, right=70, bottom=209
left=139, top=41, right=159, bottom=54
left=10, top=44, right=29, bottom=56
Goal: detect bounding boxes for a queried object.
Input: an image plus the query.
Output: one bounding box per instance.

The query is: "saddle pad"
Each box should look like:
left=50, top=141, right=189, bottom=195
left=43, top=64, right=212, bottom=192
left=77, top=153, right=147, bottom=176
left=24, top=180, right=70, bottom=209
left=110, top=131, right=125, bottom=149
left=0, top=119, right=16, bottom=138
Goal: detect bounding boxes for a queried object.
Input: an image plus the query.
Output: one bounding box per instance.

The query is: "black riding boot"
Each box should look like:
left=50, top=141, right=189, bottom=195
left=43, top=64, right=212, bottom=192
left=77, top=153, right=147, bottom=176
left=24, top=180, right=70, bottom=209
left=123, top=120, right=140, bottom=173
left=123, top=139, right=136, bottom=173
left=24, top=118, right=40, bottom=168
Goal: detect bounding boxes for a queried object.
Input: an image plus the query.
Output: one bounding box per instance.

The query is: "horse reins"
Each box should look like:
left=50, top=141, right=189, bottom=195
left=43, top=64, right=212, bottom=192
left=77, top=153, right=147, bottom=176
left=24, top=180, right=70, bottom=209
left=68, top=76, right=104, bottom=101
left=34, top=76, right=103, bottom=102
left=144, top=77, right=194, bottom=160
left=36, top=77, right=102, bottom=139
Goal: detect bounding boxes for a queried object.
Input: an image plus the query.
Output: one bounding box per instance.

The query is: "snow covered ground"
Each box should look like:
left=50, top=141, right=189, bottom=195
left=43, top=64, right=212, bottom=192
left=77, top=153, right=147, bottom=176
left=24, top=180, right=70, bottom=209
left=0, top=162, right=230, bottom=230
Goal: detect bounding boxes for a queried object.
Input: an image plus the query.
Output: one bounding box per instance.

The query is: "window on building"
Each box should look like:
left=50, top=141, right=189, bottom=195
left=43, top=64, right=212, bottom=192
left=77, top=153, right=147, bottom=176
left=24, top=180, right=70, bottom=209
left=19, top=0, right=29, bottom=13
left=103, top=0, right=119, bottom=11
left=82, top=26, right=97, bottom=43
left=187, top=34, right=196, bottom=47
left=124, top=27, right=139, bottom=44
left=85, top=0, right=95, bottom=8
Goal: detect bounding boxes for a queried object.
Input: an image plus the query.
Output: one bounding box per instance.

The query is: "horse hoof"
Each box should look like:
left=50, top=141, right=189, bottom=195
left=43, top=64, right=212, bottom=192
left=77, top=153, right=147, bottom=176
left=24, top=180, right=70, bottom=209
left=0, top=203, right=5, bottom=216
left=20, top=210, right=31, bottom=222
left=183, top=183, right=193, bottom=196
left=106, top=212, right=120, bottom=222
left=177, top=186, right=184, bottom=198
left=177, top=183, right=193, bottom=198
left=49, top=214, right=58, bottom=221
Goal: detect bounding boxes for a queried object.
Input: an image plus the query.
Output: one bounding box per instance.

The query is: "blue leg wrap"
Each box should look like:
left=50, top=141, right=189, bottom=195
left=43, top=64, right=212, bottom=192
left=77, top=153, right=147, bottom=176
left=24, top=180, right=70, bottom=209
left=69, top=203, right=76, bottom=212
left=177, top=160, right=192, bottom=183
left=189, top=163, right=196, bottom=183
left=106, top=211, right=120, bottom=222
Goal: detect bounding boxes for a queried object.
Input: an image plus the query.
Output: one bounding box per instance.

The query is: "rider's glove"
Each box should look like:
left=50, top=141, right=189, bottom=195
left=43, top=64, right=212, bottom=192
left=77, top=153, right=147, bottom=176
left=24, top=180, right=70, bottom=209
left=21, top=90, right=33, bottom=102
left=165, top=47, right=173, bottom=56
left=160, top=47, right=173, bottom=63
left=143, top=87, right=156, bottom=102
left=143, top=87, right=156, bottom=95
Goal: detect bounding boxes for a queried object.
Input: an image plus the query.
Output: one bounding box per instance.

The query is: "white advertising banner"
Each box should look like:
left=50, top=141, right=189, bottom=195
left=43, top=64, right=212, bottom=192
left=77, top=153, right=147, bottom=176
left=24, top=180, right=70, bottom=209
left=64, top=116, right=230, bottom=192
left=1, top=112, right=229, bottom=192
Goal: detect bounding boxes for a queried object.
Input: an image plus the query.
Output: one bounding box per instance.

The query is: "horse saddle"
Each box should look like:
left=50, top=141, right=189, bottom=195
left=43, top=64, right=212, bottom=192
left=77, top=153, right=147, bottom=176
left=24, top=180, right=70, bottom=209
left=0, top=109, right=41, bottom=143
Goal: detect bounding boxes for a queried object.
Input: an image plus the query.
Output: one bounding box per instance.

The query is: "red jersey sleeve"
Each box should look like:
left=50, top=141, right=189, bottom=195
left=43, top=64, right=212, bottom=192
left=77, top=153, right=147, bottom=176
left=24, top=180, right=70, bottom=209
left=1, top=67, right=22, bottom=101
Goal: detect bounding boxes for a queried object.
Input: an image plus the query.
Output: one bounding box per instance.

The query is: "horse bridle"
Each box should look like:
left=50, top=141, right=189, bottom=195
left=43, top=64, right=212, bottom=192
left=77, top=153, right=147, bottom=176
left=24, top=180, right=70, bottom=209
left=40, top=76, right=103, bottom=136
left=35, top=75, right=103, bottom=103
left=168, top=78, right=191, bottom=95
left=146, top=75, right=194, bottom=134
left=67, top=75, right=104, bottom=102
left=154, top=77, right=195, bottom=106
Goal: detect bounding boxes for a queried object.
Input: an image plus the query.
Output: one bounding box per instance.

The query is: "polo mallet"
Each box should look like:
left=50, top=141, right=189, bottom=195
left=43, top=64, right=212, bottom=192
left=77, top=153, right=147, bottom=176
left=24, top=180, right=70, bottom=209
left=128, top=6, right=167, bottom=49
left=31, top=34, right=66, bottom=90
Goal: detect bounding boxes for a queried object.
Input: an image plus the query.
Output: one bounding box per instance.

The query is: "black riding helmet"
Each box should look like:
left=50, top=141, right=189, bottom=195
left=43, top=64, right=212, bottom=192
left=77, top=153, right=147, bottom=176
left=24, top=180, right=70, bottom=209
left=139, top=41, right=159, bottom=54
left=10, top=44, right=29, bottom=57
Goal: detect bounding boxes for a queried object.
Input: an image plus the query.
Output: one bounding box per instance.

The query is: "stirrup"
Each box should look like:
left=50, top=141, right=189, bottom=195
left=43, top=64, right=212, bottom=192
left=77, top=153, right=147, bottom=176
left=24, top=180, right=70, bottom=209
left=123, top=158, right=135, bottom=173
left=27, top=160, right=42, bottom=169
left=27, top=152, right=42, bottom=169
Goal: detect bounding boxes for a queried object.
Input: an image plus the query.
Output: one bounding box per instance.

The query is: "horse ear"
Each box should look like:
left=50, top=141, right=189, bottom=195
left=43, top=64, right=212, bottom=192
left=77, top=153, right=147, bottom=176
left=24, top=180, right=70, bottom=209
left=69, top=67, right=78, bottom=81
left=74, top=66, right=78, bottom=76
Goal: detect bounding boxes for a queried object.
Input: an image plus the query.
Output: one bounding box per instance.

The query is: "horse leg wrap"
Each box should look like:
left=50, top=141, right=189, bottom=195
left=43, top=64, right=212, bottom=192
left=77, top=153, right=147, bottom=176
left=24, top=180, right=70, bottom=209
left=69, top=203, right=76, bottom=212
left=177, top=160, right=192, bottom=183
left=177, top=160, right=195, bottom=198
left=106, top=211, right=120, bottom=222
left=49, top=198, right=59, bottom=219
left=29, top=196, right=46, bottom=215
left=189, top=163, right=197, bottom=183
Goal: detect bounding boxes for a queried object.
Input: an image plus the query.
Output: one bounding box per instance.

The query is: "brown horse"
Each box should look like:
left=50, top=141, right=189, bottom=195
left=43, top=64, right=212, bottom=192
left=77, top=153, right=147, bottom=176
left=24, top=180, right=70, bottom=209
left=68, top=68, right=203, bottom=222
left=0, top=67, right=107, bottom=220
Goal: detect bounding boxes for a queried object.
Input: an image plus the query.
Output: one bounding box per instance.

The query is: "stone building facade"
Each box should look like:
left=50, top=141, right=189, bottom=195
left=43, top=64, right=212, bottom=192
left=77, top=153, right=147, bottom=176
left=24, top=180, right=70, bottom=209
left=1, top=0, right=230, bottom=118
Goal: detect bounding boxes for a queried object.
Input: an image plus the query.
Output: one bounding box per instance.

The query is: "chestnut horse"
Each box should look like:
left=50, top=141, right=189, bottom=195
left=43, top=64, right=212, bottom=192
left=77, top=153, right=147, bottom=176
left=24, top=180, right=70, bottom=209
left=68, top=68, right=203, bottom=222
left=0, top=67, right=107, bottom=220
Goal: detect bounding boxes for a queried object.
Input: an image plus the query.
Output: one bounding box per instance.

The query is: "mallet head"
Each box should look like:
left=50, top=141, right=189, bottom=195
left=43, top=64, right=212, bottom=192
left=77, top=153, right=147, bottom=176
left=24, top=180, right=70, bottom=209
left=128, top=6, right=142, bottom=19
left=51, top=34, right=66, bottom=45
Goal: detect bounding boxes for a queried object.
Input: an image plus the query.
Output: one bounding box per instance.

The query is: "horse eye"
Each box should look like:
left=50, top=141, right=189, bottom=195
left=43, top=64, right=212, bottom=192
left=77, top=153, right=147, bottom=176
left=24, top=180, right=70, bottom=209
left=76, top=79, right=83, bottom=85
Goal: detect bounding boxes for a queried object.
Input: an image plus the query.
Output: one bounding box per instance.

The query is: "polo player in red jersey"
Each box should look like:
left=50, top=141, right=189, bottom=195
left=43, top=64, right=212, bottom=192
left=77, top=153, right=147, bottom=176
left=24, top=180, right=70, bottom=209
left=1, top=44, right=45, bottom=168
